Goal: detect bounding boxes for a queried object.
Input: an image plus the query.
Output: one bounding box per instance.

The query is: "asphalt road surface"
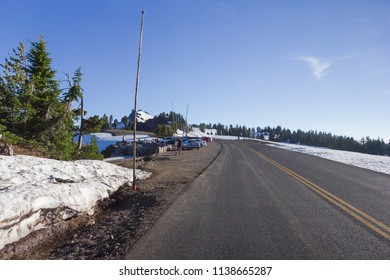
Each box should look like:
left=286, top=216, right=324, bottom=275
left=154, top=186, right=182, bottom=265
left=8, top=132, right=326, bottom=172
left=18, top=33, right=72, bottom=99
left=126, top=140, right=390, bottom=259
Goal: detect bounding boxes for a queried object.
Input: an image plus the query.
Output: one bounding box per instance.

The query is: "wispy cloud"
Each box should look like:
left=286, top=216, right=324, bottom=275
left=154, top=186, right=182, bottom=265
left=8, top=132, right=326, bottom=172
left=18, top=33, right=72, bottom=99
left=298, top=56, right=331, bottom=80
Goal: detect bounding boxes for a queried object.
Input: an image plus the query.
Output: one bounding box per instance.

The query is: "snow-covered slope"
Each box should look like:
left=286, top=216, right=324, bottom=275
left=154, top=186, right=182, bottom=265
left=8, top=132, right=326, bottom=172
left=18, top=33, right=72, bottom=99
left=136, top=110, right=153, bottom=123
left=0, top=155, right=151, bottom=251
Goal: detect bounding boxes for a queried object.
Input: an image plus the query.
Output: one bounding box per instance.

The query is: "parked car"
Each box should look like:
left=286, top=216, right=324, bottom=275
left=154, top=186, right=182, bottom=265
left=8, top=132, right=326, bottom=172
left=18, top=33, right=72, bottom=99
left=189, top=137, right=206, bottom=147
left=158, top=137, right=175, bottom=144
left=196, top=138, right=207, bottom=146
left=183, top=139, right=202, bottom=150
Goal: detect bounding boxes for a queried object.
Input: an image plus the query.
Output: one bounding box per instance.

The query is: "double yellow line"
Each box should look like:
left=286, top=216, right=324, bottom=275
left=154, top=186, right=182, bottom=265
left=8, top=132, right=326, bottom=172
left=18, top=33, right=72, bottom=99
left=248, top=146, right=390, bottom=241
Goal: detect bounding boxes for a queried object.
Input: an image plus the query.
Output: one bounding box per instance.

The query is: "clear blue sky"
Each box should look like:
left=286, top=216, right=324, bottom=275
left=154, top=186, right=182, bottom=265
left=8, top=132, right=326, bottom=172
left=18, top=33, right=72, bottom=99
left=1, top=0, right=389, bottom=140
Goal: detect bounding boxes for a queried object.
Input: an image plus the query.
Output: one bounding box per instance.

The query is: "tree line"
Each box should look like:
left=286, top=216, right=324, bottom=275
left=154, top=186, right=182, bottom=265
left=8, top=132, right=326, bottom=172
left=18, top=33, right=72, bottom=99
left=0, top=37, right=102, bottom=160
left=199, top=123, right=389, bottom=156
left=97, top=111, right=389, bottom=157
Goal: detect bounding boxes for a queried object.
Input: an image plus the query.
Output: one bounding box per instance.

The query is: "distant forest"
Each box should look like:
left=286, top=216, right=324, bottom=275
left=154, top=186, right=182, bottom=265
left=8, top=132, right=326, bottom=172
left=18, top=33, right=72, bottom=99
left=196, top=123, right=389, bottom=156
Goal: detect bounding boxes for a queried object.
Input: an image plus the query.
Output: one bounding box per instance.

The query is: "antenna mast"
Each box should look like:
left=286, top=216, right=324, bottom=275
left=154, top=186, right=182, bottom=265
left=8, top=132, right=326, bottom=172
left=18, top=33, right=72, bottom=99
left=132, top=11, right=145, bottom=191
left=171, top=101, right=176, bottom=134
left=185, top=103, right=189, bottom=136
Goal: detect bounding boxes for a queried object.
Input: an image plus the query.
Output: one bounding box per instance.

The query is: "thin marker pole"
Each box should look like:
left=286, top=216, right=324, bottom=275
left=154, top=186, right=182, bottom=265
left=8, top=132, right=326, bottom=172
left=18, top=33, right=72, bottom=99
left=133, top=11, right=145, bottom=191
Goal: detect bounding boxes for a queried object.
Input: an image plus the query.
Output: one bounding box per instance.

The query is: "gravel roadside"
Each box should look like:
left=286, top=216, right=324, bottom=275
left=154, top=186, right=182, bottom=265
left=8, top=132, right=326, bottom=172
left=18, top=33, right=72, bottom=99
left=20, top=140, right=223, bottom=259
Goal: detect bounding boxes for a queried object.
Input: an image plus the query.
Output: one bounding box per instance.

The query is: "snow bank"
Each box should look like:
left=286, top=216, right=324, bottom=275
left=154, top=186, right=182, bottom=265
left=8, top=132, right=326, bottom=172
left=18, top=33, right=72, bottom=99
left=274, top=142, right=390, bottom=175
left=0, top=155, right=151, bottom=250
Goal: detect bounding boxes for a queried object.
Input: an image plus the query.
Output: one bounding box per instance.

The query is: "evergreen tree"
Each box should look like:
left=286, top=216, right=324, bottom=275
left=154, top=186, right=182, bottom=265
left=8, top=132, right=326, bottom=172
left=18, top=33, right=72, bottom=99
left=156, top=124, right=173, bottom=138
left=64, top=67, right=84, bottom=150
left=199, top=123, right=206, bottom=133
left=101, top=114, right=109, bottom=129
left=26, top=36, right=63, bottom=138
left=83, top=115, right=103, bottom=134
left=121, top=115, right=130, bottom=129
left=0, top=42, right=28, bottom=133
left=109, top=114, right=113, bottom=129
left=64, top=67, right=83, bottom=113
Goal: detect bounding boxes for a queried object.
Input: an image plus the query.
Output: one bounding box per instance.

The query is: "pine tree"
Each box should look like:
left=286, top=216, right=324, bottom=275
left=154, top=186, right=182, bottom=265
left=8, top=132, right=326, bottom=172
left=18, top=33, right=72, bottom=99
left=101, top=114, right=109, bottom=129
left=82, top=115, right=103, bottom=134
left=0, top=42, right=28, bottom=134
left=64, top=67, right=84, bottom=149
left=109, top=114, right=113, bottom=129
left=25, top=37, right=75, bottom=159
left=64, top=67, right=83, bottom=113
left=26, top=36, right=62, bottom=138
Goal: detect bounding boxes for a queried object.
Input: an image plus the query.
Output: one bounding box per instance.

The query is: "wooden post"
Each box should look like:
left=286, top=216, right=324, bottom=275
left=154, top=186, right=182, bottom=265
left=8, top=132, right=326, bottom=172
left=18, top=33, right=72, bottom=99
left=132, top=11, right=145, bottom=191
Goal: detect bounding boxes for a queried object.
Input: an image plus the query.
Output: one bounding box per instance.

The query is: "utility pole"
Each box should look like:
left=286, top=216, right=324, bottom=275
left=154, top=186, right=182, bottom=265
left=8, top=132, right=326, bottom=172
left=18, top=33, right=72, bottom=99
left=171, top=101, right=176, bottom=134
left=185, top=104, right=189, bottom=136
left=132, top=11, right=145, bottom=191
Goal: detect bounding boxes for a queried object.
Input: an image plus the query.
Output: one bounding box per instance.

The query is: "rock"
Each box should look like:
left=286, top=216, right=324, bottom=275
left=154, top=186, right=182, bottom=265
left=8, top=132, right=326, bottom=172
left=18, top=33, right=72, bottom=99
left=101, top=144, right=117, bottom=158
left=0, top=140, right=13, bottom=156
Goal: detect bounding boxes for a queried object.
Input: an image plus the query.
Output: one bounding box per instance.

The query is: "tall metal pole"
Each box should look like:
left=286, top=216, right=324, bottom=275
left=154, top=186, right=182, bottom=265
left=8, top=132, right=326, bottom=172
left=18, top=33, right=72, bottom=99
left=171, top=101, right=176, bottom=134
left=132, top=11, right=145, bottom=191
left=185, top=104, right=189, bottom=136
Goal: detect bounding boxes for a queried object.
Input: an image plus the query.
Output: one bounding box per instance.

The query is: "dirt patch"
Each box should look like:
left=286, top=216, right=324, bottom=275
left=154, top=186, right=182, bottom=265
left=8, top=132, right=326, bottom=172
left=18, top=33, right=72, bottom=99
left=5, top=141, right=222, bottom=260
left=12, top=144, right=47, bottom=158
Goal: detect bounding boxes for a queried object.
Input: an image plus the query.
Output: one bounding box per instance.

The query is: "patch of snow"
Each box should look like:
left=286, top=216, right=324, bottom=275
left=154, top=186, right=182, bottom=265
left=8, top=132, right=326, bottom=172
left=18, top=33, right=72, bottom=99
left=0, top=155, right=151, bottom=251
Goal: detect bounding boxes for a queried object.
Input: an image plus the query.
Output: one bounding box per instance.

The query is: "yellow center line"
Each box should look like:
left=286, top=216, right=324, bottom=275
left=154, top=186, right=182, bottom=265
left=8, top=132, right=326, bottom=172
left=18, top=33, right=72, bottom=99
left=247, top=146, right=390, bottom=241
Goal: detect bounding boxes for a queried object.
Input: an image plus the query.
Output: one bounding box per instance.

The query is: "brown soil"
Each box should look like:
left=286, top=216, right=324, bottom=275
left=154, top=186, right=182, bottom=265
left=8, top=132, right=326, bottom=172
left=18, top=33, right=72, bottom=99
left=1, top=141, right=222, bottom=260
left=12, top=144, right=47, bottom=158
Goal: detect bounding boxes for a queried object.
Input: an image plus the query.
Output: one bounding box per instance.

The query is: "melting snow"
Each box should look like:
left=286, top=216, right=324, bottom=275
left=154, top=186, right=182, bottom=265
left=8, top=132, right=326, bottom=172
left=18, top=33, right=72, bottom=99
left=0, top=155, right=150, bottom=251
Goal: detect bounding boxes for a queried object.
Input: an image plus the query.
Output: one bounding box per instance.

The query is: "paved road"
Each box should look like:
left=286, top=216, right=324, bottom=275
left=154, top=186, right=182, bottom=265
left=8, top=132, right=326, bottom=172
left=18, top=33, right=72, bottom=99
left=126, top=140, right=390, bottom=259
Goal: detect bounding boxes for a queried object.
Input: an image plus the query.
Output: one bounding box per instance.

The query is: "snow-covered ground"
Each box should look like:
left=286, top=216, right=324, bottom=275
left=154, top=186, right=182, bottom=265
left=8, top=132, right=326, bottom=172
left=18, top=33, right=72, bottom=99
left=0, top=155, right=151, bottom=251
left=271, top=142, right=390, bottom=175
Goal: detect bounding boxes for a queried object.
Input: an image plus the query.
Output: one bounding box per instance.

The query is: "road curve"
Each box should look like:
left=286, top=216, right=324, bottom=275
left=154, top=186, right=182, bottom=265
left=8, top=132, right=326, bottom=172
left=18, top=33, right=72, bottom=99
left=126, top=140, right=390, bottom=259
